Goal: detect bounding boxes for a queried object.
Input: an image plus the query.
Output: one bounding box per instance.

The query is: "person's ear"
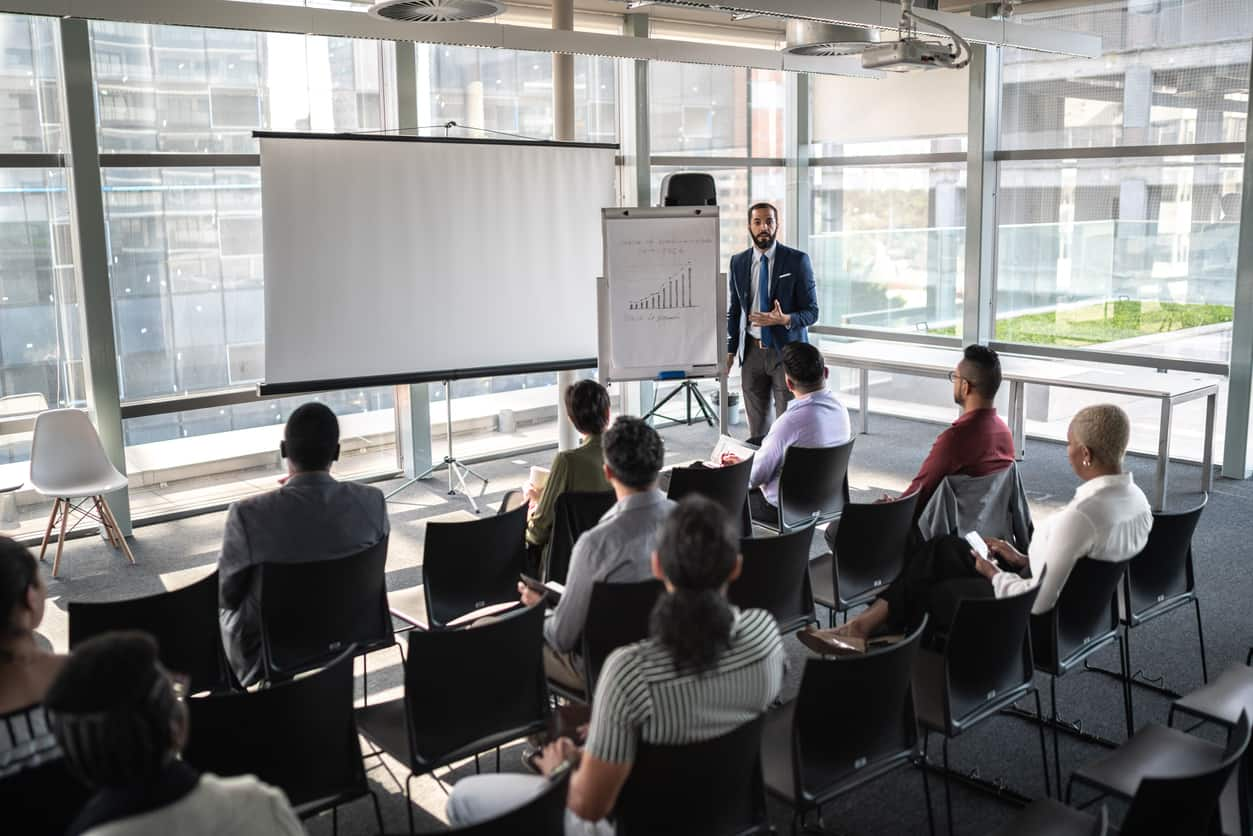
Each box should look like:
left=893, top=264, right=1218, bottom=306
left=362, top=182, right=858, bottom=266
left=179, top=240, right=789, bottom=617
left=823, top=366, right=830, bottom=380
left=784, top=376, right=796, bottom=393
left=332, top=443, right=340, bottom=463
left=603, top=463, right=614, bottom=484
left=650, top=551, right=664, bottom=581
left=728, top=555, right=743, bottom=584
left=279, top=440, right=287, bottom=460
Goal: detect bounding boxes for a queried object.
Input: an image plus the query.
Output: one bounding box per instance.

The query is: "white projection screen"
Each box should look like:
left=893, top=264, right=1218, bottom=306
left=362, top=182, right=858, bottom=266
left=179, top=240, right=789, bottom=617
left=257, top=134, right=619, bottom=393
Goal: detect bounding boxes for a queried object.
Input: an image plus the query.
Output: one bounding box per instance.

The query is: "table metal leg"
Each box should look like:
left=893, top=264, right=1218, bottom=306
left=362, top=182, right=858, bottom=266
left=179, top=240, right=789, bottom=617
left=1202, top=392, right=1215, bottom=495
left=859, top=368, right=870, bottom=435
left=1009, top=380, right=1026, bottom=461
left=1154, top=398, right=1172, bottom=512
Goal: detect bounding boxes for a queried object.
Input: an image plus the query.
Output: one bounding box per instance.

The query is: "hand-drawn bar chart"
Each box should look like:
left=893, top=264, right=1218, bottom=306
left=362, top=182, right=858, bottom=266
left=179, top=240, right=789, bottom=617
left=627, top=265, right=695, bottom=311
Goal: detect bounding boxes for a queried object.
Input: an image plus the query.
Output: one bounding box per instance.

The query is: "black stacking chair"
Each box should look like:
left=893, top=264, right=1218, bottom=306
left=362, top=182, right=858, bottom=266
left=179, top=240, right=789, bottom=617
left=424, top=503, right=528, bottom=628
left=762, top=618, right=931, bottom=836
left=912, top=580, right=1049, bottom=836
left=68, top=568, right=234, bottom=694
left=1087, top=500, right=1208, bottom=698
left=811, top=493, right=919, bottom=628
left=259, top=537, right=392, bottom=688
left=729, top=523, right=818, bottom=634
left=666, top=455, right=753, bottom=535
left=1067, top=711, right=1251, bottom=836
left=756, top=440, right=854, bottom=534
left=989, top=801, right=1108, bottom=836
left=582, top=580, right=665, bottom=697
left=497, top=489, right=527, bottom=514
left=183, top=648, right=381, bottom=836
left=543, top=490, right=616, bottom=584
left=614, top=715, right=771, bottom=836
left=1029, top=558, right=1133, bottom=793
left=445, top=770, right=570, bottom=836
left=355, top=603, right=550, bottom=834
left=1170, top=660, right=1253, bottom=739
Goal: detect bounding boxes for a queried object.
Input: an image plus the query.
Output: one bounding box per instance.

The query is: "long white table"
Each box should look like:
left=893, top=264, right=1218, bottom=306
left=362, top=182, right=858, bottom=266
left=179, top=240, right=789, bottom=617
left=822, top=341, right=1218, bottom=511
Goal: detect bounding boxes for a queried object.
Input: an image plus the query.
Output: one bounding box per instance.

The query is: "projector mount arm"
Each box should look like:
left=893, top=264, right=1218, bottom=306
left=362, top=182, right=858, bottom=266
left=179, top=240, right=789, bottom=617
left=897, top=0, right=972, bottom=70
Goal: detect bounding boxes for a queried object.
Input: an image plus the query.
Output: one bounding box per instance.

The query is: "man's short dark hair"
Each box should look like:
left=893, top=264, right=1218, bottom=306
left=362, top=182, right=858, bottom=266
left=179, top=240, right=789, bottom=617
left=961, top=344, right=1002, bottom=399
left=602, top=416, right=665, bottom=489
left=782, top=342, right=825, bottom=391
left=284, top=401, right=340, bottom=471
left=45, top=632, right=180, bottom=788
left=565, top=380, right=611, bottom=436
left=748, top=202, right=778, bottom=221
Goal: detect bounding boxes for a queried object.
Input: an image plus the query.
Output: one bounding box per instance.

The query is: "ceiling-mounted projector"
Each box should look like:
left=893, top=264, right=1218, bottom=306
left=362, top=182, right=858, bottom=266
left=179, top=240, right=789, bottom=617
left=368, top=0, right=504, bottom=22
left=861, top=0, right=970, bottom=72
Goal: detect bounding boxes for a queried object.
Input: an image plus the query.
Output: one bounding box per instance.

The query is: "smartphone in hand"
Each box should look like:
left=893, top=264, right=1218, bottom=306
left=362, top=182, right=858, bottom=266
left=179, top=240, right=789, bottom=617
left=964, top=530, right=989, bottom=560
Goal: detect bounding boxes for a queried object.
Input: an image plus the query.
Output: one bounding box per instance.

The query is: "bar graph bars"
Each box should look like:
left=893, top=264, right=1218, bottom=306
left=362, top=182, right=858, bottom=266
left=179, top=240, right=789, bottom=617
left=627, top=265, right=696, bottom=311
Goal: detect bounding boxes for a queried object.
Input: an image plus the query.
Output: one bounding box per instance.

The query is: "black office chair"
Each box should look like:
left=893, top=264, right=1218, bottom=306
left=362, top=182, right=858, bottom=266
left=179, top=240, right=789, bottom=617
left=912, top=580, right=1049, bottom=836
left=756, top=440, right=855, bottom=534
left=811, top=493, right=919, bottom=628
left=729, top=522, right=818, bottom=634
left=355, top=603, right=550, bottom=835
left=1067, top=711, right=1251, bottom=836
left=582, top=580, right=665, bottom=697
left=424, top=503, right=528, bottom=628
left=445, top=770, right=570, bottom=836
left=1028, top=557, right=1133, bottom=793
left=498, top=489, right=527, bottom=514
left=543, top=490, right=616, bottom=584
left=68, top=568, right=235, bottom=694
left=666, top=455, right=753, bottom=535
left=1086, top=499, right=1209, bottom=699
left=614, top=714, right=771, bottom=836
left=259, top=537, right=393, bottom=689
left=183, top=648, right=382, bottom=836
left=989, top=800, right=1108, bottom=836
left=761, top=618, right=932, bottom=836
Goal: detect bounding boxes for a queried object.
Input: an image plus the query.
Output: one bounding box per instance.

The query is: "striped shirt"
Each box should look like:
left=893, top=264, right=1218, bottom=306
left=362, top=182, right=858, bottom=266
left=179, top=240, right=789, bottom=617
left=585, top=608, right=784, bottom=764
left=0, top=703, right=60, bottom=779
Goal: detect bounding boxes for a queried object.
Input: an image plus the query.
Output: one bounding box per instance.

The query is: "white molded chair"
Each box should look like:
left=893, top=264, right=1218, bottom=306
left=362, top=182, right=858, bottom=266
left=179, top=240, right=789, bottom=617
left=29, top=408, right=133, bottom=577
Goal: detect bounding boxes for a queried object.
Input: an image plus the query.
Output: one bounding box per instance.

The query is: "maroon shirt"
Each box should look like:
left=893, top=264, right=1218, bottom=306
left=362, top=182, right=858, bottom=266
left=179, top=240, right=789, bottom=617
left=904, top=407, right=1016, bottom=513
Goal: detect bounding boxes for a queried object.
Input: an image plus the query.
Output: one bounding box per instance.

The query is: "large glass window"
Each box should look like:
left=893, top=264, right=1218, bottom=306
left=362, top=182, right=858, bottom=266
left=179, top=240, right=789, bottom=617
left=650, top=63, right=747, bottom=157
left=0, top=15, right=63, bottom=153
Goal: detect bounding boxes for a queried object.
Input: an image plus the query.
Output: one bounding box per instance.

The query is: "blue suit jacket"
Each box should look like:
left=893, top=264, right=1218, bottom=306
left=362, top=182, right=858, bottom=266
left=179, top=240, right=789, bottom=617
left=727, top=242, right=819, bottom=361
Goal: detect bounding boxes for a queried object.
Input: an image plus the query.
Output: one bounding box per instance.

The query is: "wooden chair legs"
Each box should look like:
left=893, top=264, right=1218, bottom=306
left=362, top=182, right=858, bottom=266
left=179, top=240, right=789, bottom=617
left=38, top=495, right=135, bottom=577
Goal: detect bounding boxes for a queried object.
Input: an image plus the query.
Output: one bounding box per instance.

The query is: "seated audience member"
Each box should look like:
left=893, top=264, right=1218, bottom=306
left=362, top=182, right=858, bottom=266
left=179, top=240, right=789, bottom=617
left=45, top=632, right=304, bottom=836
left=526, top=379, right=612, bottom=554
left=519, top=416, right=675, bottom=692
left=0, top=537, right=66, bottom=777
left=454, top=496, right=785, bottom=833
left=722, top=341, right=851, bottom=524
left=826, top=404, right=1151, bottom=641
left=218, top=402, right=389, bottom=686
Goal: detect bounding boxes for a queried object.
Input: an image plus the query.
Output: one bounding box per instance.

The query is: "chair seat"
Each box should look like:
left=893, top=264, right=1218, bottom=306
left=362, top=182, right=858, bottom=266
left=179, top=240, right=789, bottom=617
left=356, top=697, right=411, bottom=765
left=911, top=649, right=947, bottom=733
left=1173, top=664, right=1253, bottom=727
left=988, top=797, right=1100, bottom=836
left=31, top=471, right=128, bottom=497
left=388, top=586, right=429, bottom=632
left=1072, top=723, right=1223, bottom=800
left=760, top=699, right=802, bottom=804
left=810, top=553, right=835, bottom=610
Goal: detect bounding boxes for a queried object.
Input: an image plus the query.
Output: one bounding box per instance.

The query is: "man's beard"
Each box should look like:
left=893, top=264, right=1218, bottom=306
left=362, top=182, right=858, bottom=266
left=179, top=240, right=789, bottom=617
left=754, top=231, right=775, bottom=250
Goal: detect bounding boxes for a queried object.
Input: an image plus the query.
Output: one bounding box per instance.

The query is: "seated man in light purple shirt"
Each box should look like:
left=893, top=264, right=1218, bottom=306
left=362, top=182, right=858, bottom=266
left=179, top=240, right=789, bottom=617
left=724, top=341, right=851, bottom=524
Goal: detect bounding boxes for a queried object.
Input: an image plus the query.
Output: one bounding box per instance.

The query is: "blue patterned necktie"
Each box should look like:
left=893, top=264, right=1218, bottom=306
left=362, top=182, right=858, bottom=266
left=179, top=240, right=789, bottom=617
left=758, top=253, right=771, bottom=348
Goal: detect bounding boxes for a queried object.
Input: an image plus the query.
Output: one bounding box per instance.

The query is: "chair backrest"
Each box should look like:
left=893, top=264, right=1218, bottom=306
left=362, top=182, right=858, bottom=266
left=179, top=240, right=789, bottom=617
left=544, top=490, right=616, bottom=584
left=615, top=714, right=768, bottom=836
left=498, top=489, right=527, bottom=514
left=666, top=456, right=753, bottom=522
left=1120, top=711, right=1251, bottom=836
left=183, top=649, right=366, bottom=814
left=29, top=408, right=118, bottom=493
left=582, top=580, right=665, bottom=696
left=1041, top=557, right=1125, bottom=673
left=776, top=440, right=854, bottom=531
left=403, top=603, right=549, bottom=770
left=916, top=463, right=1031, bottom=549
left=729, top=523, right=816, bottom=633
left=943, top=579, right=1041, bottom=727
left=448, top=770, right=570, bottom=836
left=68, top=569, right=233, bottom=694
left=831, top=493, right=920, bottom=608
left=0, top=757, right=92, bottom=836
left=424, top=503, right=528, bottom=628
left=259, top=537, right=390, bottom=678
left=1124, top=499, right=1205, bottom=622
left=791, top=619, right=925, bottom=797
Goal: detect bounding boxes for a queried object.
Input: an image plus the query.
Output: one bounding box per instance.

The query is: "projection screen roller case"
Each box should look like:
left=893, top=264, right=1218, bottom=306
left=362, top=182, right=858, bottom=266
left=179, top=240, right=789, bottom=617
left=257, top=133, right=619, bottom=394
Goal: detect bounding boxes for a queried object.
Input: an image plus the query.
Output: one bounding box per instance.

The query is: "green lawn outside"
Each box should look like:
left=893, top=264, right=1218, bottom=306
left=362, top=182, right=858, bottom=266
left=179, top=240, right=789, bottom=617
left=933, top=300, right=1233, bottom=347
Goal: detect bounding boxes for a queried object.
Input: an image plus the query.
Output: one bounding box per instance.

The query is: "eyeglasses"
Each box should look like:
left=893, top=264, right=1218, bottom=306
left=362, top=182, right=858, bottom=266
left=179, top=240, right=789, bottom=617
left=947, top=371, right=963, bottom=383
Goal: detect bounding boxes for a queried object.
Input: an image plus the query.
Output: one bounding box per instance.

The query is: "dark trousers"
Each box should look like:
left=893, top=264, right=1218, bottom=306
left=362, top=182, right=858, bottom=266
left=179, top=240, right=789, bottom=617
left=748, top=490, right=778, bottom=527
left=740, top=338, right=790, bottom=439
left=880, top=534, right=994, bottom=635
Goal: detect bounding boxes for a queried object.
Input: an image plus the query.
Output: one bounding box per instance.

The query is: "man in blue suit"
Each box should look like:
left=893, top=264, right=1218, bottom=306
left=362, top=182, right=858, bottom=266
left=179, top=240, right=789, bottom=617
left=726, top=202, right=820, bottom=438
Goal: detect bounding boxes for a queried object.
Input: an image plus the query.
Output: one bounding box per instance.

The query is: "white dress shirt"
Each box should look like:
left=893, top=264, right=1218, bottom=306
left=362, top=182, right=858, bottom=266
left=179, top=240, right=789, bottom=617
left=748, top=242, right=777, bottom=340
left=991, top=472, right=1152, bottom=614
left=749, top=388, right=851, bottom=506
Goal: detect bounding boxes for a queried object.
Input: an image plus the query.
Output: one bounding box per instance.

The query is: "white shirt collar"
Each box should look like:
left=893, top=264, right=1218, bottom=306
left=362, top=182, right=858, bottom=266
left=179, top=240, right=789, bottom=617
left=1072, top=471, right=1134, bottom=503
left=753, top=242, right=777, bottom=263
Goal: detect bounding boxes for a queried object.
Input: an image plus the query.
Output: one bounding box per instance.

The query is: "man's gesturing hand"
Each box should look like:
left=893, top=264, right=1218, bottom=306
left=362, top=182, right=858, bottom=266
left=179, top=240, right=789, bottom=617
left=749, top=300, right=789, bottom=327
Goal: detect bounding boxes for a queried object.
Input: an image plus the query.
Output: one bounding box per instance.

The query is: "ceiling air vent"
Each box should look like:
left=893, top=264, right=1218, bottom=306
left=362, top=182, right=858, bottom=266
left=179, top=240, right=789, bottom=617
left=368, top=0, right=505, bottom=23
left=782, top=20, right=881, bottom=56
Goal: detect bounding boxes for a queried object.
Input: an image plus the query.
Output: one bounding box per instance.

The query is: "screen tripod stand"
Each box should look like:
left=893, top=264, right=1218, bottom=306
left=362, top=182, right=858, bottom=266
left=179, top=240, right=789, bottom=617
left=385, top=380, right=488, bottom=513
left=642, top=380, right=717, bottom=427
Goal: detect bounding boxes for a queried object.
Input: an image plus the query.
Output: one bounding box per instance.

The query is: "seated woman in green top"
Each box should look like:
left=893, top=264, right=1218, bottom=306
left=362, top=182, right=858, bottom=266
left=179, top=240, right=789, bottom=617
left=525, top=379, right=612, bottom=552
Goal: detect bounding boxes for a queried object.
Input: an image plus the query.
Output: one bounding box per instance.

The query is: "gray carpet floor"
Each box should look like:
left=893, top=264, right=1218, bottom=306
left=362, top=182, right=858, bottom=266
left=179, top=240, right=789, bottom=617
left=30, top=410, right=1244, bottom=835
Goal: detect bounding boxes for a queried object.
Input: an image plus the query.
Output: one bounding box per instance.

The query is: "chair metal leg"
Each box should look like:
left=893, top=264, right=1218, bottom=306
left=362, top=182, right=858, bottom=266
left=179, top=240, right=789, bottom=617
left=331, top=805, right=338, bottom=836
left=942, top=736, right=954, bottom=836
left=362, top=654, right=368, bottom=707
left=1033, top=689, right=1051, bottom=799
left=1118, top=634, right=1135, bottom=737
left=1194, top=598, right=1209, bottom=684
left=474, top=752, right=480, bottom=774
left=920, top=733, right=937, bottom=836
left=406, top=774, right=416, bottom=836
left=1050, top=676, right=1062, bottom=799
left=38, top=498, right=60, bottom=561
left=369, top=791, right=385, bottom=836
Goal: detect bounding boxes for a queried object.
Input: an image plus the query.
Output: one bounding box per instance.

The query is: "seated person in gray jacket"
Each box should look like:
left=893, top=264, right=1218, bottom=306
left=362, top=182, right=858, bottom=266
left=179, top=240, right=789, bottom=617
left=218, top=402, right=389, bottom=686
